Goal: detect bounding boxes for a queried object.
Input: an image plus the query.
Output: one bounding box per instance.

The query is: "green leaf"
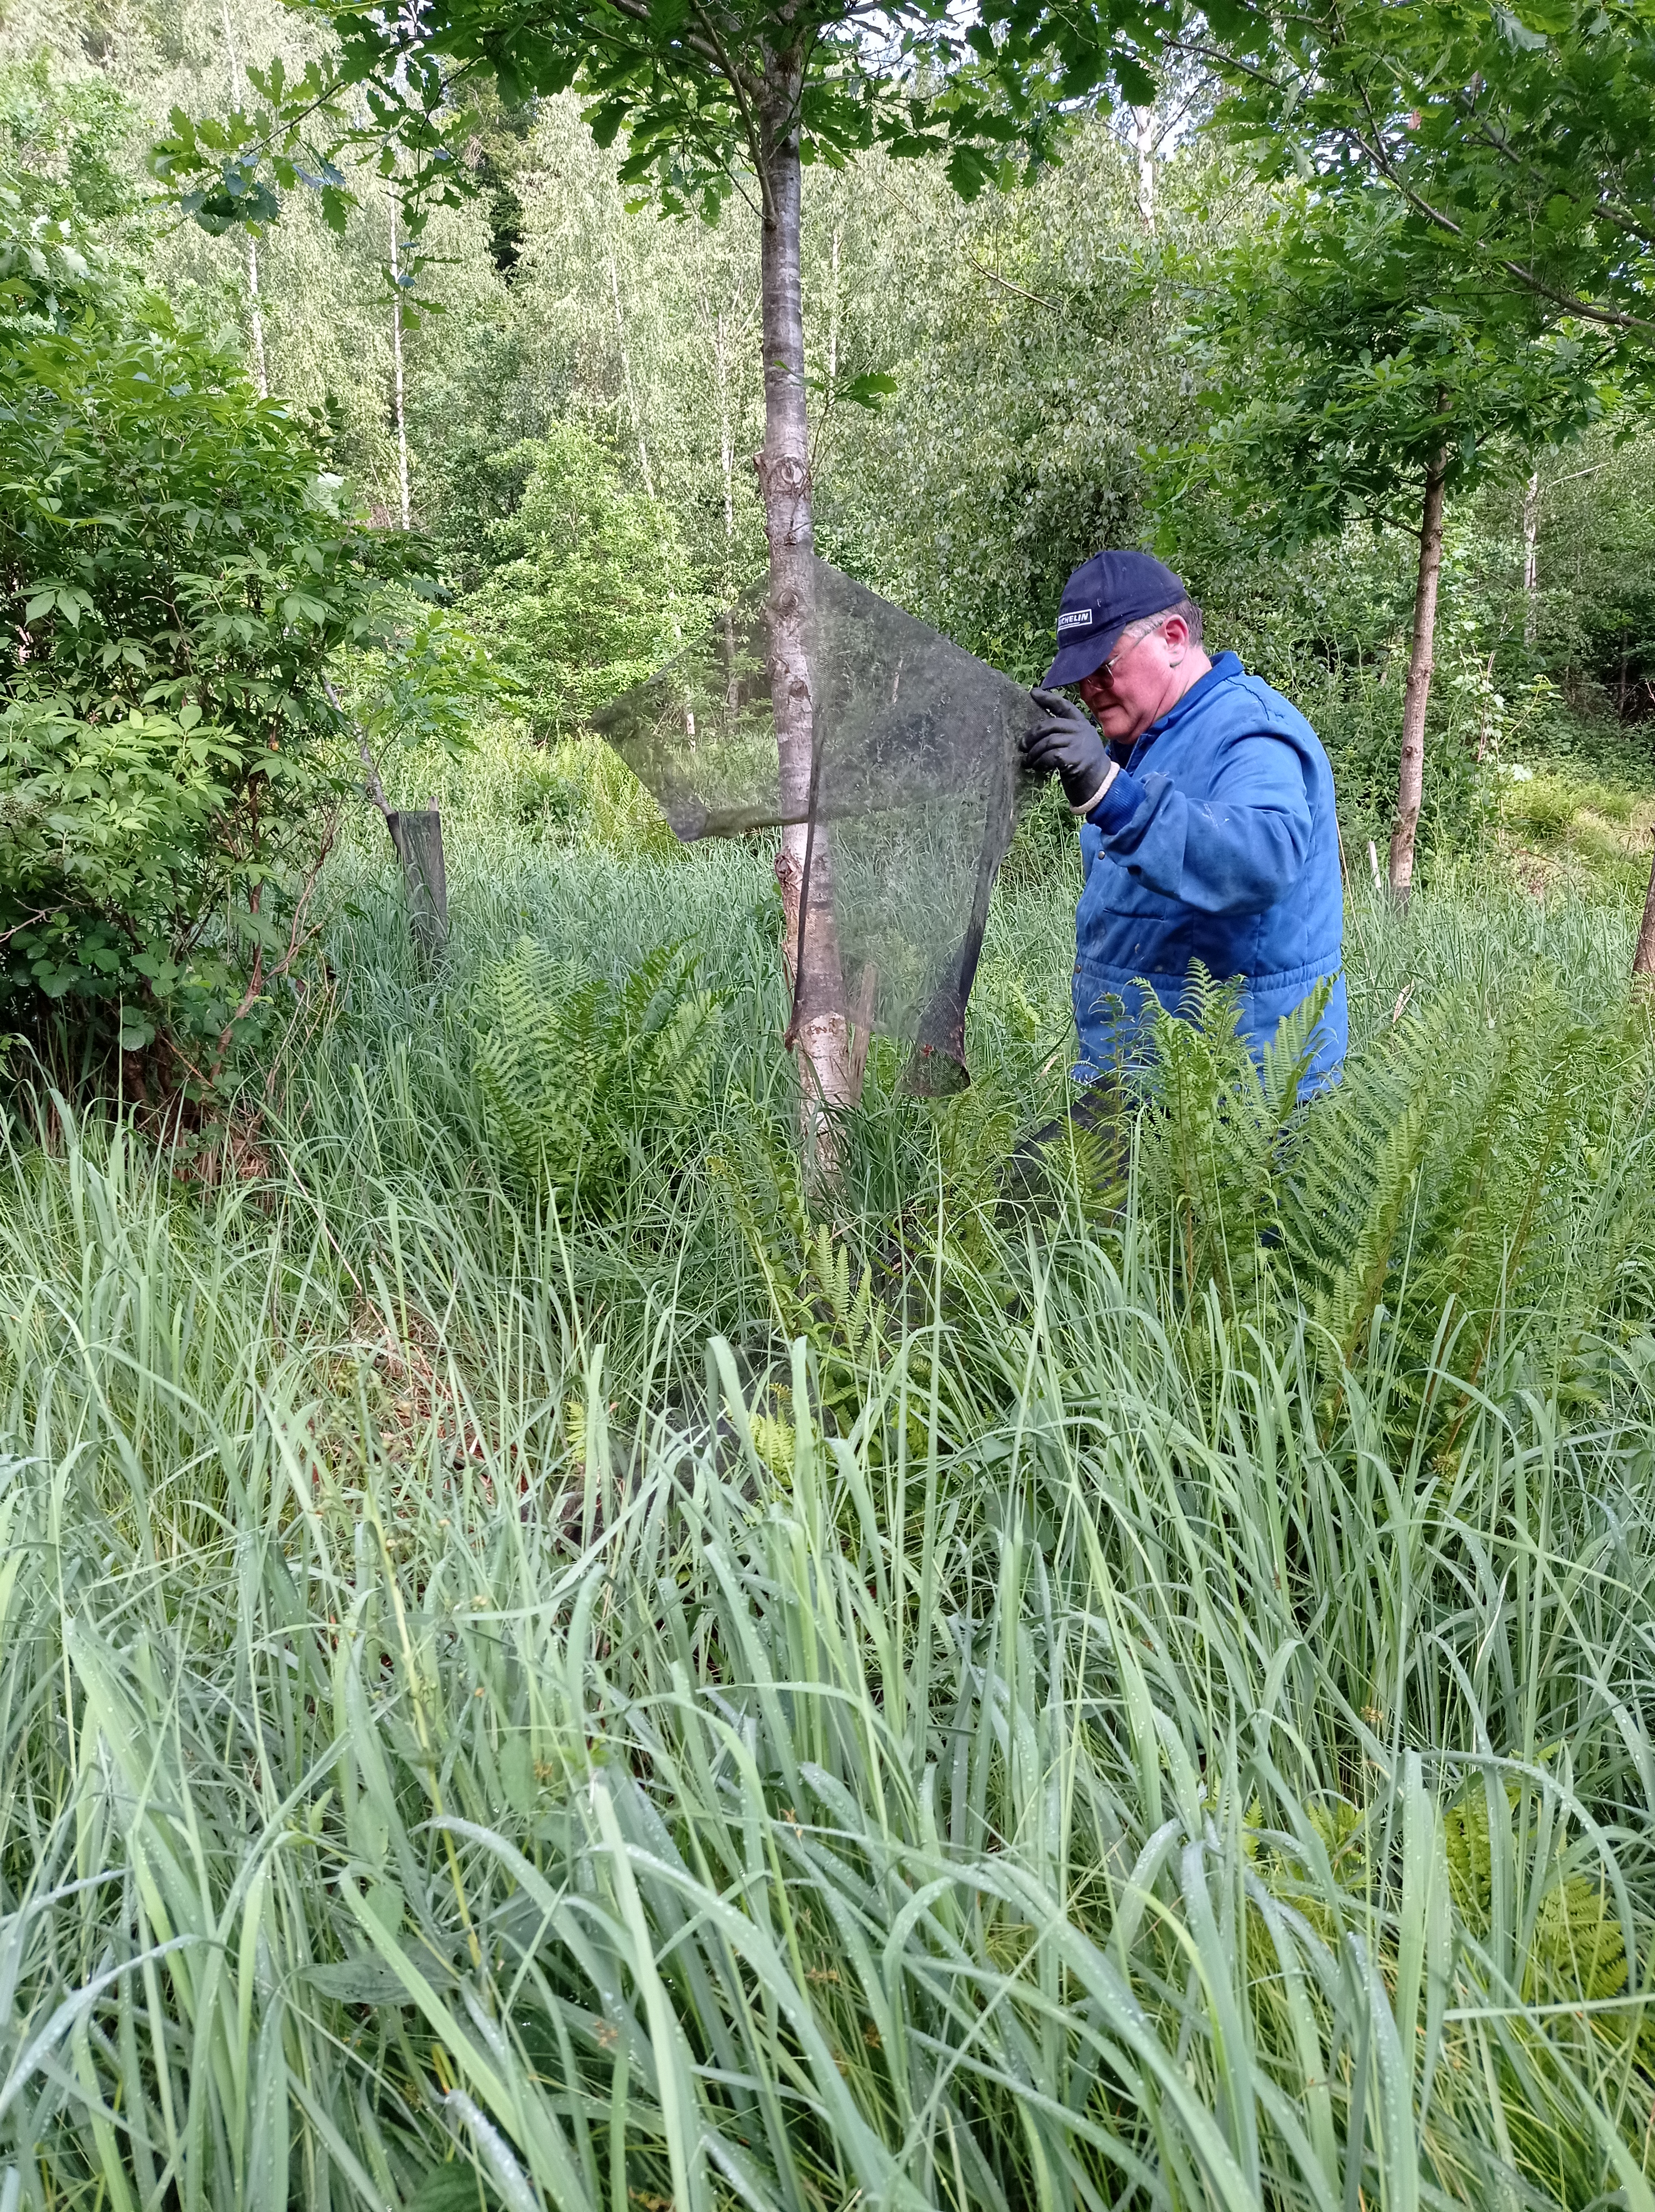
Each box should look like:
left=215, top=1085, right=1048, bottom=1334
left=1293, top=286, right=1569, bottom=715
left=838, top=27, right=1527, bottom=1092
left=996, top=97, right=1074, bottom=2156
left=837, top=371, right=899, bottom=410
left=1113, top=51, right=1158, bottom=107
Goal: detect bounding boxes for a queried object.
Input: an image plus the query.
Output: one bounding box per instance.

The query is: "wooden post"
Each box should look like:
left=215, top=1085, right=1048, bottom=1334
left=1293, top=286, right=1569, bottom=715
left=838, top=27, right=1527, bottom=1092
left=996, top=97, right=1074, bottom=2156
left=387, top=804, right=449, bottom=967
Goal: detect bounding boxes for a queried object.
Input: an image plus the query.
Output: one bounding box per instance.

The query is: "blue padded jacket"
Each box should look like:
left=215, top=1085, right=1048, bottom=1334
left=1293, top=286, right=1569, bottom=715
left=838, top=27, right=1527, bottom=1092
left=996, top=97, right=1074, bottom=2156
left=1072, top=651, right=1347, bottom=1090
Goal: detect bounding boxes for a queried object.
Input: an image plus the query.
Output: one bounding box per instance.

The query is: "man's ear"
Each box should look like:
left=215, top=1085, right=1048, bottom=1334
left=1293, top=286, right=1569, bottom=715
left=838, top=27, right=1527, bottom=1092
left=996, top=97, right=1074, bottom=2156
left=1159, top=614, right=1190, bottom=661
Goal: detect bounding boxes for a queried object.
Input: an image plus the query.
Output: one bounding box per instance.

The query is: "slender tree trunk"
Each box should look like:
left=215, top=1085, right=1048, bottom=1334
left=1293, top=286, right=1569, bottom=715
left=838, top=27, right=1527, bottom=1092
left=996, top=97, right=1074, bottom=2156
left=387, top=182, right=411, bottom=530
left=1389, top=429, right=1449, bottom=906
left=1633, top=833, right=1655, bottom=986
left=713, top=308, right=736, bottom=551
left=827, top=225, right=841, bottom=384
left=221, top=0, right=268, bottom=397
left=759, top=48, right=851, bottom=1116
left=1522, top=462, right=1549, bottom=646
left=710, top=296, right=740, bottom=727
left=246, top=238, right=268, bottom=398
left=608, top=246, right=656, bottom=499
left=1522, top=467, right=1540, bottom=646
left=1132, top=103, right=1157, bottom=234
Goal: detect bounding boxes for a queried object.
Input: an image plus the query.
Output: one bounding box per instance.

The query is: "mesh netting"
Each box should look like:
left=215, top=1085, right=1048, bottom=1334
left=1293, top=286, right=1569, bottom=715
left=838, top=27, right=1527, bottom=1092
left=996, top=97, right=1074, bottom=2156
left=595, top=559, right=1040, bottom=1093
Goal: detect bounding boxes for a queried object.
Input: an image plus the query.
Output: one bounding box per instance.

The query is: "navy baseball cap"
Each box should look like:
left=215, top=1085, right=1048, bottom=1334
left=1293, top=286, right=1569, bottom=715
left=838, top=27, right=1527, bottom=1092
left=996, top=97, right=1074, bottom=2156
left=1044, top=550, right=1186, bottom=686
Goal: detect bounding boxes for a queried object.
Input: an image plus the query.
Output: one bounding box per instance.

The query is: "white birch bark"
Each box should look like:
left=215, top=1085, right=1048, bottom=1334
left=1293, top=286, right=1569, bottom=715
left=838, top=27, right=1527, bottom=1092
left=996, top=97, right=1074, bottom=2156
left=388, top=181, right=411, bottom=529
left=758, top=43, right=851, bottom=1119
left=1389, top=433, right=1449, bottom=905
left=1522, top=468, right=1540, bottom=646
left=1133, top=104, right=1157, bottom=234
left=607, top=246, right=656, bottom=499
left=220, top=0, right=268, bottom=398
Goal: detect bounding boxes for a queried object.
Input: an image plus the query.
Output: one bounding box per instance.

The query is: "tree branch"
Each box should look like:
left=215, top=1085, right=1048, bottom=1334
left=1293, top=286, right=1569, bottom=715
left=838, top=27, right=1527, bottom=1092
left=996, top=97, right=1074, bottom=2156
left=1172, top=35, right=1290, bottom=95
left=1343, top=113, right=1655, bottom=340
left=686, top=0, right=772, bottom=216
left=964, top=251, right=1058, bottom=310
left=323, top=674, right=393, bottom=822
left=1456, top=104, right=1655, bottom=253
left=1184, top=28, right=1655, bottom=341
left=600, top=0, right=732, bottom=78
left=210, top=808, right=339, bottom=1083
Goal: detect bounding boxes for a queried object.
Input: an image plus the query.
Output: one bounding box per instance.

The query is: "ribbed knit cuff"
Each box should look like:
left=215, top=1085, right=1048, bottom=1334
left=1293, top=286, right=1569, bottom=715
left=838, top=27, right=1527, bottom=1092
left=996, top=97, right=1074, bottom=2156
left=1087, top=768, right=1146, bottom=834
left=1069, top=761, right=1118, bottom=816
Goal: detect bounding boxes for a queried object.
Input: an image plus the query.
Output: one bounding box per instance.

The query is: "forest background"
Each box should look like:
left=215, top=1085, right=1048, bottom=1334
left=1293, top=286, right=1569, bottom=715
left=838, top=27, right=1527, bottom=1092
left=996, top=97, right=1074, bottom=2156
left=8, top=0, right=1655, bottom=942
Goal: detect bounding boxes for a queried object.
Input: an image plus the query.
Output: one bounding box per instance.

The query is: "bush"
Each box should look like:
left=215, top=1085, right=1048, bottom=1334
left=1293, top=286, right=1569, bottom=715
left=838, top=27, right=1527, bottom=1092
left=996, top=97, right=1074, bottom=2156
left=462, top=422, right=701, bottom=742
left=0, top=171, right=424, bottom=1074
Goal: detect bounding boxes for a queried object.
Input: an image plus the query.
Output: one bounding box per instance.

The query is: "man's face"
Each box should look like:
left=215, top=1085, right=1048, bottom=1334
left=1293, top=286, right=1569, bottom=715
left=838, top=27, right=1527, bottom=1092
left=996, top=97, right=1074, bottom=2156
left=1076, top=613, right=1191, bottom=742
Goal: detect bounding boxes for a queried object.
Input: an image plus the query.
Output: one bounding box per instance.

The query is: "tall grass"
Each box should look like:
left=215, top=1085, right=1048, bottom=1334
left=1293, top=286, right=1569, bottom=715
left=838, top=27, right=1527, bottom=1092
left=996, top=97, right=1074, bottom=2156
left=1, top=799, right=1653, bottom=2209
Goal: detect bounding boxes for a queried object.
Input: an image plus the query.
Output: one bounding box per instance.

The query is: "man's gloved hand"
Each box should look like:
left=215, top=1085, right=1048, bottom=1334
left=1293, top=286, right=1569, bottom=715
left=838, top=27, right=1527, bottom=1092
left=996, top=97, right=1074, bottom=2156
left=1022, top=687, right=1115, bottom=814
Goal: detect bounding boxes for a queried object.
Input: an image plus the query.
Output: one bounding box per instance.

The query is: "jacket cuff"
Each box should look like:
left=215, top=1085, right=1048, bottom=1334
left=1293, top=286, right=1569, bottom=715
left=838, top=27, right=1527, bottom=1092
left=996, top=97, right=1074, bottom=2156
left=1086, top=769, right=1147, bottom=835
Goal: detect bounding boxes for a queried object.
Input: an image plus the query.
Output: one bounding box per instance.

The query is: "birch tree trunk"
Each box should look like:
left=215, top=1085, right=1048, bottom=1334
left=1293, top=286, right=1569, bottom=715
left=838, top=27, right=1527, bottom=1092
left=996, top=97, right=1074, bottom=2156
left=1522, top=468, right=1540, bottom=646
left=710, top=295, right=740, bottom=727
left=1132, top=104, right=1157, bottom=234
left=387, top=181, right=411, bottom=530
left=1388, top=432, right=1449, bottom=906
left=221, top=0, right=268, bottom=397
left=827, top=225, right=841, bottom=383
left=245, top=236, right=268, bottom=398
left=608, top=246, right=656, bottom=499
left=758, top=45, right=851, bottom=1117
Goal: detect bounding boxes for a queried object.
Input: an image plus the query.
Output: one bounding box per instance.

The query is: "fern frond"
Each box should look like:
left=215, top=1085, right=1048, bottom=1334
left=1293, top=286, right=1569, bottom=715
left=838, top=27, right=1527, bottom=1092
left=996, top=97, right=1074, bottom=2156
left=473, top=936, right=722, bottom=1218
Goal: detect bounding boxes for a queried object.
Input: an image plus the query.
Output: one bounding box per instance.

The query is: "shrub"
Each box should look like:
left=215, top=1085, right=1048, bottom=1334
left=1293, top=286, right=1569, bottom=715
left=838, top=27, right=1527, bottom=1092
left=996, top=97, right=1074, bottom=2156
left=462, top=422, right=701, bottom=742
left=0, top=170, right=425, bottom=1074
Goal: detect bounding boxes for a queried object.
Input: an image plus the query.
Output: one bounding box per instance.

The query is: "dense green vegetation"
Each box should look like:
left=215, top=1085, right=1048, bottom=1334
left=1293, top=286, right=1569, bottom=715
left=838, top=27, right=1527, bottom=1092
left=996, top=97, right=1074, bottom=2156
left=5, top=806, right=1655, bottom=2207
left=3, top=1, right=1655, bottom=2206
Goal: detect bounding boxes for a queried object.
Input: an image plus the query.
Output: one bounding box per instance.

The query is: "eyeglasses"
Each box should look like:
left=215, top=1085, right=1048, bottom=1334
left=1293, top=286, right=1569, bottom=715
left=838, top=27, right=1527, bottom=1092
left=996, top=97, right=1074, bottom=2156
left=1096, top=614, right=1169, bottom=685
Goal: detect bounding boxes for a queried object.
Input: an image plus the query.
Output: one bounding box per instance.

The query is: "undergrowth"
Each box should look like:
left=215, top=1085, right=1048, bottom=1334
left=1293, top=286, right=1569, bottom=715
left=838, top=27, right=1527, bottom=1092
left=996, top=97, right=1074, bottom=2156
left=1, top=848, right=1653, bottom=2210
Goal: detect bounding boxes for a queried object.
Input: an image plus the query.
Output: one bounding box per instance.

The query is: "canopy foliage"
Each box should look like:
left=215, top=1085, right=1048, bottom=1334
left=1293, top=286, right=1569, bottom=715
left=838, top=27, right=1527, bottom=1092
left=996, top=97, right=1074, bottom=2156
left=1159, top=189, right=1616, bottom=551
left=1197, top=0, right=1655, bottom=352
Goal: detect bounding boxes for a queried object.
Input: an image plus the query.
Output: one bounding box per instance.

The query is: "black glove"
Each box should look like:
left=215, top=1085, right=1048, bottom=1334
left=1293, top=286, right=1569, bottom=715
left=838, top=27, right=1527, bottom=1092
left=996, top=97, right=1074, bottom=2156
left=1022, top=687, right=1110, bottom=812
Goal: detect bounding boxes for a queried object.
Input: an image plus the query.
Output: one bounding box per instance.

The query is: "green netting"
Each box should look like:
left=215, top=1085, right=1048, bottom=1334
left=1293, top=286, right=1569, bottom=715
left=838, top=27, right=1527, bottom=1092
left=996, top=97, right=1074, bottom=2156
left=595, top=559, right=1039, bottom=1091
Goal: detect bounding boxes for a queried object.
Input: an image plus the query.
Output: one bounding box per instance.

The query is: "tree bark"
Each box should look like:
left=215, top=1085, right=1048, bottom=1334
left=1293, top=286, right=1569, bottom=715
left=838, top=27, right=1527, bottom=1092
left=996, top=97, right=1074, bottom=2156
left=827, top=224, right=841, bottom=384
left=1389, top=427, right=1449, bottom=906
left=708, top=291, right=740, bottom=727
left=1634, top=832, right=1655, bottom=985
left=758, top=46, right=851, bottom=1118
left=1522, top=467, right=1540, bottom=646
left=220, top=0, right=268, bottom=397
left=246, top=237, right=268, bottom=398
left=1132, top=103, right=1157, bottom=234
left=608, top=245, right=655, bottom=499
left=388, top=181, right=411, bottom=530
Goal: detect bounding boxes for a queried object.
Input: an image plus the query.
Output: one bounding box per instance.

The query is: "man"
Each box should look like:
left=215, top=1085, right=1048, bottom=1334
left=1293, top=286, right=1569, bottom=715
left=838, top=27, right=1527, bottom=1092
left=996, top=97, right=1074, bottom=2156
left=1022, top=549, right=1346, bottom=1091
